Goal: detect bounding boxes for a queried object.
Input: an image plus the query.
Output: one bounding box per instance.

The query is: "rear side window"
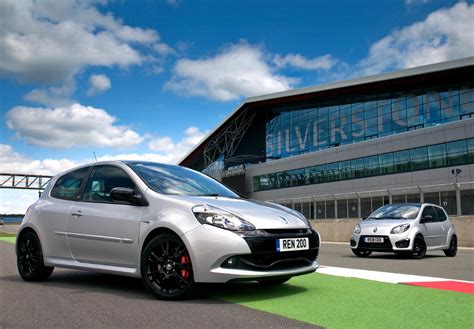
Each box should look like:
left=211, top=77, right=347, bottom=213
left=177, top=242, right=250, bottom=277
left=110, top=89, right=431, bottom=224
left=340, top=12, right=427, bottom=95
left=82, top=165, right=136, bottom=204
left=435, top=207, right=448, bottom=221
left=51, top=167, right=90, bottom=200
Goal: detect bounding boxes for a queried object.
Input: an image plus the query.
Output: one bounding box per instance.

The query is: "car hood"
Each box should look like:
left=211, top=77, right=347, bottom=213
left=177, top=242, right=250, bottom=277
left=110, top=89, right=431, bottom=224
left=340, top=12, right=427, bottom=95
left=174, top=195, right=308, bottom=230
left=358, top=219, right=413, bottom=235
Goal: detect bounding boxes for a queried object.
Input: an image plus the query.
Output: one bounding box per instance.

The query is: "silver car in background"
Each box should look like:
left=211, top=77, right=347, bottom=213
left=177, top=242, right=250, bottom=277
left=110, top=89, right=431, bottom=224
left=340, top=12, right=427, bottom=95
left=16, top=161, right=320, bottom=299
left=350, top=203, right=457, bottom=259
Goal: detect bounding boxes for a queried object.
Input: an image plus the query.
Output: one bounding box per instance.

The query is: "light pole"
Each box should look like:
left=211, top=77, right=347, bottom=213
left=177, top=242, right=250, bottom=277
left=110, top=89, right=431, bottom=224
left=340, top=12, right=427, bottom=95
left=451, top=168, right=462, bottom=184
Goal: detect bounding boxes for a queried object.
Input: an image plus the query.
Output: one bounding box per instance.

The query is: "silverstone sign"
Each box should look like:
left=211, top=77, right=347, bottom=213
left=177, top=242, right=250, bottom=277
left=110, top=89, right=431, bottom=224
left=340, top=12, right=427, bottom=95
left=266, top=92, right=473, bottom=158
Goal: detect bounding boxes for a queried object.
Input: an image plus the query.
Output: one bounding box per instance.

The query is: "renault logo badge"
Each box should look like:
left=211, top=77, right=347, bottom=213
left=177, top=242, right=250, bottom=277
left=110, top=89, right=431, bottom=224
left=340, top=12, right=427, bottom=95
left=279, top=216, right=288, bottom=224
left=373, top=227, right=378, bottom=233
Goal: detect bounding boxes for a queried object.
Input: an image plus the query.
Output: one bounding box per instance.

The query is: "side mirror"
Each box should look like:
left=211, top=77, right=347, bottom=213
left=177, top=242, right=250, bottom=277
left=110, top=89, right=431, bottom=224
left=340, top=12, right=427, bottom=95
left=110, top=187, right=147, bottom=206
left=361, top=217, right=367, bottom=221
left=420, top=214, right=433, bottom=223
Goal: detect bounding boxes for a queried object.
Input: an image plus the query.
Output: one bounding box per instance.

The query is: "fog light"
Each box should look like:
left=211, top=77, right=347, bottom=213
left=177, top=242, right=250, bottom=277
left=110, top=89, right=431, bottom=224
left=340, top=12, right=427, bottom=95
left=395, top=239, right=410, bottom=248
left=350, top=239, right=356, bottom=247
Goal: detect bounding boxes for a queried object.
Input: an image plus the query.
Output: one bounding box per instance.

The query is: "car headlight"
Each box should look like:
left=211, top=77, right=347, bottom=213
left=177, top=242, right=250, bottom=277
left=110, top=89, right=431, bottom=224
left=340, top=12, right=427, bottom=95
left=390, top=224, right=410, bottom=234
left=354, top=224, right=361, bottom=234
left=192, top=205, right=255, bottom=231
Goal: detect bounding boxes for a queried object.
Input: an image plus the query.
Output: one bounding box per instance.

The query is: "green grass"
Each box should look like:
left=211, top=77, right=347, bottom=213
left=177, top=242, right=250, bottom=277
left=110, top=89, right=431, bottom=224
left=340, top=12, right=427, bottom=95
left=0, top=236, right=16, bottom=244
left=214, top=274, right=474, bottom=329
left=0, top=232, right=16, bottom=244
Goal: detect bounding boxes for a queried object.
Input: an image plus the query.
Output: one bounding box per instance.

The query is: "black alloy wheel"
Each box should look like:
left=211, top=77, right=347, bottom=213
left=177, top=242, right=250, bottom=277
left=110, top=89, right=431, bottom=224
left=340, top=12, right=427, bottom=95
left=352, top=249, right=372, bottom=257
left=17, top=232, right=54, bottom=281
left=411, top=236, right=427, bottom=259
left=141, top=234, right=195, bottom=300
left=258, top=277, right=290, bottom=285
left=444, top=235, right=457, bottom=257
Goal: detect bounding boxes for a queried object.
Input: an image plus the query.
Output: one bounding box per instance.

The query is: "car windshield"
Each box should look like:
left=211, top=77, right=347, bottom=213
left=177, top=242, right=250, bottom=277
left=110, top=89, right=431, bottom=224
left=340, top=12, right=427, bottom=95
left=367, top=204, right=421, bottom=220
left=128, top=162, right=240, bottom=198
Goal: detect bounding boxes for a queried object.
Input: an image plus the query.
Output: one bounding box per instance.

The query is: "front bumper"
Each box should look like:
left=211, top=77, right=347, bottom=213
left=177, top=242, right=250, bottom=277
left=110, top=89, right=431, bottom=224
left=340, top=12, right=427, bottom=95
left=351, top=232, right=413, bottom=252
left=183, top=225, right=320, bottom=283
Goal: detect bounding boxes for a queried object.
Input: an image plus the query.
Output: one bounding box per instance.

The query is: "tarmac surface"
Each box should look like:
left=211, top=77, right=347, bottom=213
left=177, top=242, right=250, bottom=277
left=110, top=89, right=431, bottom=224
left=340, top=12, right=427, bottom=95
left=0, top=241, right=317, bottom=329
left=1, top=239, right=472, bottom=328
left=319, top=242, right=474, bottom=281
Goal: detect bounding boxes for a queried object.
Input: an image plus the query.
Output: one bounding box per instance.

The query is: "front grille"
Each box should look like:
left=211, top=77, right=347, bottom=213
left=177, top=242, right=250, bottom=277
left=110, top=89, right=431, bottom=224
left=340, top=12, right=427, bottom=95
left=358, top=235, right=392, bottom=251
left=262, top=228, right=310, bottom=235
left=222, top=229, right=320, bottom=271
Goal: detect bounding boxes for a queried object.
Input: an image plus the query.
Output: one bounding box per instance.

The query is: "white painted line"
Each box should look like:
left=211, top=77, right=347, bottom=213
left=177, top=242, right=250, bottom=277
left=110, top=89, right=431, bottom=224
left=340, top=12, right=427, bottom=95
left=317, top=265, right=474, bottom=284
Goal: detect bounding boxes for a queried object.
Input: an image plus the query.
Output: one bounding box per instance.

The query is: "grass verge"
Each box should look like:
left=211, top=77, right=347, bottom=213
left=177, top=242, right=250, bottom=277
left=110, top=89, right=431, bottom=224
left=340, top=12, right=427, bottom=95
left=0, top=232, right=16, bottom=244
left=215, top=273, right=474, bottom=329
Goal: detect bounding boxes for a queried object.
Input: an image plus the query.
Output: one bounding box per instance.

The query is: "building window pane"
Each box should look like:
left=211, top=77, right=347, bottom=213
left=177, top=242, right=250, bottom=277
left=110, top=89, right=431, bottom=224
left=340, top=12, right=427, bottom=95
left=440, top=191, right=457, bottom=215
left=410, top=147, right=428, bottom=170
left=424, top=192, right=440, bottom=205
left=446, top=140, right=468, bottom=165
left=337, top=199, right=348, bottom=219
left=392, top=194, right=406, bottom=203
left=372, top=196, right=384, bottom=211
left=326, top=200, right=335, bottom=219
left=348, top=199, right=359, bottom=218
left=428, top=144, right=447, bottom=168
left=461, top=190, right=474, bottom=215
left=379, top=153, right=394, bottom=174
left=302, top=202, right=311, bottom=219
left=393, top=150, right=410, bottom=173
left=467, top=138, right=474, bottom=163
left=361, top=198, right=371, bottom=218
left=316, top=201, right=325, bottom=219
left=406, top=193, right=420, bottom=203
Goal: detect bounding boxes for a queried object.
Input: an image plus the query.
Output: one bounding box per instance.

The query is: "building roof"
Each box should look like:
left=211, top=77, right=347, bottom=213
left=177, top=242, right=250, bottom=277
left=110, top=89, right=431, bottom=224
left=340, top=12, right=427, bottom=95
left=179, top=57, right=474, bottom=166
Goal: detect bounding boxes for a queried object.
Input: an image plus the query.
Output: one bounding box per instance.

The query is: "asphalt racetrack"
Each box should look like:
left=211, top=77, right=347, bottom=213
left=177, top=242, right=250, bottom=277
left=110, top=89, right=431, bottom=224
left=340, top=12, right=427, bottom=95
left=1, top=239, right=472, bottom=328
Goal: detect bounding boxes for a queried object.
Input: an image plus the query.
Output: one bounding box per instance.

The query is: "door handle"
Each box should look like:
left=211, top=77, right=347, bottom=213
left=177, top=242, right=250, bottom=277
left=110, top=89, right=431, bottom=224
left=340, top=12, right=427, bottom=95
left=71, top=210, right=83, bottom=217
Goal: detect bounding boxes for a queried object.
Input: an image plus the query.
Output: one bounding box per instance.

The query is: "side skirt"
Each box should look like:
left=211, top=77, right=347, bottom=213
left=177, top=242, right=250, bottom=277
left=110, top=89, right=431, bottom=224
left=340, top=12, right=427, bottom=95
left=44, top=257, right=140, bottom=278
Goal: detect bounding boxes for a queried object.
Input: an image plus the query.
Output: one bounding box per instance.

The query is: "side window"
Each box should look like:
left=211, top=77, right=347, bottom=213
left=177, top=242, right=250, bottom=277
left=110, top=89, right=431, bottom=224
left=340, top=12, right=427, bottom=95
left=51, top=167, right=90, bottom=201
left=435, top=206, right=448, bottom=222
left=83, top=165, right=136, bottom=204
left=421, top=206, right=439, bottom=222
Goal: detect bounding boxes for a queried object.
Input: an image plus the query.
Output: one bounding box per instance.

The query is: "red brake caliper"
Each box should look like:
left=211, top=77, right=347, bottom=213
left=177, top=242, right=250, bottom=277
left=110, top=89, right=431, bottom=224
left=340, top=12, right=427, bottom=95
left=180, top=255, right=190, bottom=280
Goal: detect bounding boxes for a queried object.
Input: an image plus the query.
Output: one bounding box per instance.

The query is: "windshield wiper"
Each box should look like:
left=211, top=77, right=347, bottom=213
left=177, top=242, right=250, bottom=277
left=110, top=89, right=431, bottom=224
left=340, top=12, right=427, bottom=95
left=195, top=193, right=220, bottom=197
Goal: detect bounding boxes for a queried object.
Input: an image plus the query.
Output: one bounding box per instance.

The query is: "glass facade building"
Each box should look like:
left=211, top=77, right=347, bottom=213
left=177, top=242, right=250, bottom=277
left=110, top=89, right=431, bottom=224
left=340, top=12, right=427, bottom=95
left=254, top=138, right=474, bottom=192
left=180, top=59, right=474, bottom=219
left=265, top=87, right=474, bottom=161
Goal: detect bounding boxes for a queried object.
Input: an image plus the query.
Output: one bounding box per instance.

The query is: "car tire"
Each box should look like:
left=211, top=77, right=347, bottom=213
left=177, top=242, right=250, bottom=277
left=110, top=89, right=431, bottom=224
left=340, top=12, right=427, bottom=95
left=258, top=278, right=290, bottom=285
left=141, top=233, right=195, bottom=300
left=351, top=249, right=372, bottom=257
left=443, top=235, right=457, bottom=257
left=17, top=231, right=54, bottom=282
left=411, top=236, right=426, bottom=259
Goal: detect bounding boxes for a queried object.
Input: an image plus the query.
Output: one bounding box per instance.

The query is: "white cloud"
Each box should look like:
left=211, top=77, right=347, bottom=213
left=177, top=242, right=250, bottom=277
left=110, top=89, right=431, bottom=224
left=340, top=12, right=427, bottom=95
left=359, top=2, right=474, bottom=75
left=0, top=0, right=168, bottom=83
left=273, top=53, right=338, bottom=70
left=6, top=103, right=144, bottom=148
left=148, top=126, right=208, bottom=163
left=24, top=78, right=76, bottom=107
left=165, top=42, right=297, bottom=101
left=406, top=0, right=430, bottom=5
left=0, top=144, right=79, bottom=214
left=87, top=74, right=112, bottom=95
left=0, top=144, right=77, bottom=175
left=153, top=43, right=177, bottom=56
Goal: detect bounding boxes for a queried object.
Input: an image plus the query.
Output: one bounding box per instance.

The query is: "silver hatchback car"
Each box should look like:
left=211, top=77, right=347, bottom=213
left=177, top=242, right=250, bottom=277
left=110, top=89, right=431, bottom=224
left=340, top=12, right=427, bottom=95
left=16, top=161, right=320, bottom=299
left=350, top=203, right=457, bottom=259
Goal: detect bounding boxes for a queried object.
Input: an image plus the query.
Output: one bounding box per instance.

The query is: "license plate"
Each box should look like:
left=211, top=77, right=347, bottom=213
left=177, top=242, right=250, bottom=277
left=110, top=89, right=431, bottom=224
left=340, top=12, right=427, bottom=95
left=276, top=238, right=309, bottom=252
left=365, top=237, right=384, bottom=243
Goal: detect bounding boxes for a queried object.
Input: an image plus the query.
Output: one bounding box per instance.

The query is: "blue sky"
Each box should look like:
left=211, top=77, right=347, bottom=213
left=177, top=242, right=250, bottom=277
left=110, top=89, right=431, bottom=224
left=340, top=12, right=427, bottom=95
left=1, top=0, right=473, bottom=213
